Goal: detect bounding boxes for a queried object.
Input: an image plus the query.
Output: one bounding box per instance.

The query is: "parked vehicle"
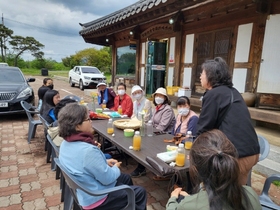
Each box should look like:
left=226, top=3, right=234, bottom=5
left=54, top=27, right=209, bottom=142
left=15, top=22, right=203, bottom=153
left=0, top=66, right=35, bottom=115
left=0, top=62, right=9, bottom=67
left=68, top=66, right=106, bottom=90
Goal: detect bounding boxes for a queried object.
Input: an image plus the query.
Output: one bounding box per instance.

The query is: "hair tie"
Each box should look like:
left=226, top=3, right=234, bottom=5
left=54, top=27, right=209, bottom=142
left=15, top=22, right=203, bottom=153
left=217, top=151, right=223, bottom=158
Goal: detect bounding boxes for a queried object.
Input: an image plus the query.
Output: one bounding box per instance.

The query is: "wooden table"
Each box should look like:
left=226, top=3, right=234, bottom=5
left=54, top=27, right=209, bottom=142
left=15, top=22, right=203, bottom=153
left=91, top=119, right=190, bottom=176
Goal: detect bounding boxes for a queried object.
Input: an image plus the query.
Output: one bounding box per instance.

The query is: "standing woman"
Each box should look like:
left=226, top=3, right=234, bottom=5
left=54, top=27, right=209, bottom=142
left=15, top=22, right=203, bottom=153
left=131, top=85, right=152, bottom=123
left=196, top=57, right=260, bottom=185
left=166, top=130, right=261, bottom=210
left=40, top=89, right=60, bottom=124
left=171, top=96, right=198, bottom=136
left=152, top=87, right=175, bottom=132
left=112, top=83, right=133, bottom=117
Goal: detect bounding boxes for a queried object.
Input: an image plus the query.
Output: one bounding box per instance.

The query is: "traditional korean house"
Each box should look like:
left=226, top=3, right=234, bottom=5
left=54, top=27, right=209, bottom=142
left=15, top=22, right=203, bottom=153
left=79, top=0, right=280, bottom=124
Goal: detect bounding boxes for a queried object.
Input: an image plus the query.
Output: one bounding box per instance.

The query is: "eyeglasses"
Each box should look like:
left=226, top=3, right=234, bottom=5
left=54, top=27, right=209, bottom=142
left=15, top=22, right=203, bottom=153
left=83, top=118, right=91, bottom=123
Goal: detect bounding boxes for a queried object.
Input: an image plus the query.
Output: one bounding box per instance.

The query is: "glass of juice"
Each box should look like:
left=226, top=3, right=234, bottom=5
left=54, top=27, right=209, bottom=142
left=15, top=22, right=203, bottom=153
left=184, top=141, right=193, bottom=150
left=101, top=103, right=106, bottom=109
left=107, top=127, right=114, bottom=134
left=118, top=106, right=122, bottom=115
left=175, top=153, right=185, bottom=167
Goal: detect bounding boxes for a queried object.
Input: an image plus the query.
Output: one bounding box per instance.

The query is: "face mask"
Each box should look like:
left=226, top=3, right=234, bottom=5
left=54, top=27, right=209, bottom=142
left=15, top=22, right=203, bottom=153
left=155, top=97, right=164, bottom=105
left=178, top=108, right=190, bottom=116
left=47, top=84, right=54, bottom=89
left=133, top=93, right=142, bottom=100
left=118, top=89, right=125, bottom=96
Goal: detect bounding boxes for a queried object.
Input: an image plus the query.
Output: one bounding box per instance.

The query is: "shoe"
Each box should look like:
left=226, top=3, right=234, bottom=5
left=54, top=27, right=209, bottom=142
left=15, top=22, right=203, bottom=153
left=130, top=168, right=146, bottom=177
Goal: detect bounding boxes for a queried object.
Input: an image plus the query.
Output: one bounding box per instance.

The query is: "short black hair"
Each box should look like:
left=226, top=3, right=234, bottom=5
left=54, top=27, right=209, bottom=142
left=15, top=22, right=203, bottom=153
left=177, top=96, right=190, bottom=106
left=117, top=82, right=126, bottom=90
left=43, top=78, right=52, bottom=85
left=54, top=98, right=76, bottom=119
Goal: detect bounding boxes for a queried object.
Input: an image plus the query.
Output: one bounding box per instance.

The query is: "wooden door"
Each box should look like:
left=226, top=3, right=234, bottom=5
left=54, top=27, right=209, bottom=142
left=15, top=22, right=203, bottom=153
left=193, top=28, right=233, bottom=95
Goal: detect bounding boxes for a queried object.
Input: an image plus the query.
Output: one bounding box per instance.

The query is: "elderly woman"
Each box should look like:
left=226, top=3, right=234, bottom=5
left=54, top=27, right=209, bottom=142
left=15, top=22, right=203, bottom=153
left=97, top=82, right=116, bottom=109
left=166, top=129, right=261, bottom=210
left=131, top=85, right=152, bottom=123
left=196, top=57, right=260, bottom=185
left=151, top=87, right=175, bottom=132
left=171, top=96, right=198, bottom=136
left=58, top=103, right=147, bottom=210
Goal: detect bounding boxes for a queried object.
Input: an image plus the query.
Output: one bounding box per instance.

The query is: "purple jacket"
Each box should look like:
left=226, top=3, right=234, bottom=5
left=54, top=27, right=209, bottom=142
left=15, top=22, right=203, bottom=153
left=152, top=104, right=175, bottom=132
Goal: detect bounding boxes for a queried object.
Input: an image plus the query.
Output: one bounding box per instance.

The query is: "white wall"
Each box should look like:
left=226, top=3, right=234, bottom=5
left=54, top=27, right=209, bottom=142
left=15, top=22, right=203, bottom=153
left=257, top=14, right=280, bottom=94
left=232, top=68, right=247, bottom=93
left=184, top=34, right=194, bottom=63
left=235, top=23, right=253, bottom=62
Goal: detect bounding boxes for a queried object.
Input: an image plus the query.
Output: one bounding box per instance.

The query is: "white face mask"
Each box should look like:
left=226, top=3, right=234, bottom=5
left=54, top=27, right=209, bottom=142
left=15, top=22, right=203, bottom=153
left=178, top=108, right=190, bottom=116
left=133, top=93, right=142, bottom=100
left=118, top=89, right=125, bottom=96
left=155, top=97, right=164, bottom=105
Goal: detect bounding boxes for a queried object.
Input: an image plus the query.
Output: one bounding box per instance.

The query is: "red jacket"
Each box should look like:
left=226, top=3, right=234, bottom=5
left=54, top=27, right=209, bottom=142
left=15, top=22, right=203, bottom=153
left=112, top=94, right=133, bottom=117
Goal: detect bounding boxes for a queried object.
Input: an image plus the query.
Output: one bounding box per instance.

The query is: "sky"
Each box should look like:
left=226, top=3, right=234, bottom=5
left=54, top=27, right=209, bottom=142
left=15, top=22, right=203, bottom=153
left=0, top=0, right=138, bottom=62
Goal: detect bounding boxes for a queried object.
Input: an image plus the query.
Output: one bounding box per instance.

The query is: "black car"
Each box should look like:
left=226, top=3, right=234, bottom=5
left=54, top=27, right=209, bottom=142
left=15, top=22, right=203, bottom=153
left=0, top=66, right=36, bottom=115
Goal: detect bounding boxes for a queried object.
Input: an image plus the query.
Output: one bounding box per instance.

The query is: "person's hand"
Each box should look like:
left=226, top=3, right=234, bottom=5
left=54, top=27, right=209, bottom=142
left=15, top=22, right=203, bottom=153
left=114, top=161, right=122, bottom=168
left=170, top=188, right=188, bottom=198
left=107, top=159, right=118, bottom=167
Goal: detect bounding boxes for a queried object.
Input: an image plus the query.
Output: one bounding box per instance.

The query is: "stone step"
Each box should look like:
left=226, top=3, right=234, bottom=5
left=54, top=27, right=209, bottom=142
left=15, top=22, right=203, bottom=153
left=254, top=158, right=280, bottom=177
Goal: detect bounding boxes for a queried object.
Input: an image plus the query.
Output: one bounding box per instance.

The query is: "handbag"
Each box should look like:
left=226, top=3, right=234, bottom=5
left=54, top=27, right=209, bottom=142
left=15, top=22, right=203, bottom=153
left=146, top=156, right=175, bottom=177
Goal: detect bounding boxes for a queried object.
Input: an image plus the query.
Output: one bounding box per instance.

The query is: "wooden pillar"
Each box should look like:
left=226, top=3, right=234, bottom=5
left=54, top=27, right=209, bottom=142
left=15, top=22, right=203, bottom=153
left=174, top=30, right=183, bottom=86
left=111, top=41, right=117, bottom=86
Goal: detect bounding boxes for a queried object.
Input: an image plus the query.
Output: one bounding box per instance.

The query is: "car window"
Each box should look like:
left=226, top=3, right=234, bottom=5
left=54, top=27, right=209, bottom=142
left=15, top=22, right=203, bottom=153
left=0, top=63, right=8, bottom=67
left=0, top=70, right=25, bottom=83
left=81, top=67, right=101, bottom=74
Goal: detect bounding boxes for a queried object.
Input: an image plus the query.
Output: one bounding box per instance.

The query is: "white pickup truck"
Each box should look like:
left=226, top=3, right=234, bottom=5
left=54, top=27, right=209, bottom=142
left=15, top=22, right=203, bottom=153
left=68, top=66, right=107, bottom=90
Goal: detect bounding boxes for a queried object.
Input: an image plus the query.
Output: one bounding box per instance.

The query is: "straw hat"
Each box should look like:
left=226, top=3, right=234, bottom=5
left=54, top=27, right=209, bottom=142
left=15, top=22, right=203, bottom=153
left=131, top=85, right=143, bottom=94
left=152, top=87, right=169, bottom=100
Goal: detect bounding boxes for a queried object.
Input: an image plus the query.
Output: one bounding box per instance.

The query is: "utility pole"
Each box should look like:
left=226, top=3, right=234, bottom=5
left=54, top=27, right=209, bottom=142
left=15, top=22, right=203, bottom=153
left=1, top=13, right=6, bottom=61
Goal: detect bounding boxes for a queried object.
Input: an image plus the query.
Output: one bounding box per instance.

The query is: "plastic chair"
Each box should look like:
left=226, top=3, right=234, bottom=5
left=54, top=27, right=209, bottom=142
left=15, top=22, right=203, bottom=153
left=54, top=158, right=135, bottom=210
left=46, top=134, right=60, bottom=178
left=247, top=135, right=270, bottom=186
left=63, top=95, right=81, bottom=102
left=20, top=101, right=42, bottom=144
left=259, top=174, right=280, bottom=210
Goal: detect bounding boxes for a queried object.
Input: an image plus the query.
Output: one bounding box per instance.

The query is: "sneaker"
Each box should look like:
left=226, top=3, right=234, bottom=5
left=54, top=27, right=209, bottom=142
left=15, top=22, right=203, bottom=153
left=130, top=168, right=146, bottom=177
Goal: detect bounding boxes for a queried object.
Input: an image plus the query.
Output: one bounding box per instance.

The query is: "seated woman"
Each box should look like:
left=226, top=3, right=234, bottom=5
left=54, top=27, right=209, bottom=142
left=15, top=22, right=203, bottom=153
left=112, top=83, right=133, bottom=117
left=58, top=103, right=147, bottom=210
left=131, top=85, right=152, bottom=123
left=131, top=87, right=175, bottom=178
left=40, top=89, right=60, bottom=124
left=171, top=96, right=198, bottom=136
left=166, top=129, right=261, bottom=210
left=152, top=87, right=175, bottom=132
left=37, top=78, right=54, bottom=111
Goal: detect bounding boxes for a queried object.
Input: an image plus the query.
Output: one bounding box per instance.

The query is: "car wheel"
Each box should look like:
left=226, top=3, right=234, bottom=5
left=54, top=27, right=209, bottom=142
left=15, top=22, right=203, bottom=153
left=69, top=78, right=75, bottom=87
left=79, top=80, right=84, bottom=90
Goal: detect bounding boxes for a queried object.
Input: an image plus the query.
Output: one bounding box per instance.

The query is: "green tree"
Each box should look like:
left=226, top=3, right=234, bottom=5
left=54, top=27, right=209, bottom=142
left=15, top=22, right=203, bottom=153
left=9, top=36, right=44, bottom=66
left=0, top=24, right=13, bottom=62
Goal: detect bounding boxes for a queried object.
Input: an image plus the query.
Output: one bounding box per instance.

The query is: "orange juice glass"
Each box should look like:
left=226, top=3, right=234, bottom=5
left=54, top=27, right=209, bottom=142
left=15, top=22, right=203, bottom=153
left=118, top=106, right=122, bottom=115
left=176, top=153, right=185, bottom=167
left=184, top=141, right=193, bottom=150
left=107, top=127, right=114, bottom=134
left=133, top=136, right=141, bottom=151
left=101, top=103, right=106, bottom=109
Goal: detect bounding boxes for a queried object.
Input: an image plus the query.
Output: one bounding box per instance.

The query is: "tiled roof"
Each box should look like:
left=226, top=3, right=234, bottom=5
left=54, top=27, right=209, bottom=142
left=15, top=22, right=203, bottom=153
left=79, top=0, right=168, bottom=35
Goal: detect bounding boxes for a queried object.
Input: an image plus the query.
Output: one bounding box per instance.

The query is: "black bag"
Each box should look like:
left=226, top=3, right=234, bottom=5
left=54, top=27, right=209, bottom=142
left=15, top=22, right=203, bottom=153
left=146, top=156, right=175, bottom=177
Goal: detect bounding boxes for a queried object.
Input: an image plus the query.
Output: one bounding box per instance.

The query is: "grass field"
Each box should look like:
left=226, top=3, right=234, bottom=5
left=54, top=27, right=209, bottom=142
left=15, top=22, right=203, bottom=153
left=21, top=68, right=112, bottom=83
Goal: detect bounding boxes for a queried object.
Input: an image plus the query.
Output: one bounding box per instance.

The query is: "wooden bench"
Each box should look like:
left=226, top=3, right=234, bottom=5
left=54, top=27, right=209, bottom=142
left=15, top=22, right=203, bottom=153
left=168, top=95, right=280, bottom=126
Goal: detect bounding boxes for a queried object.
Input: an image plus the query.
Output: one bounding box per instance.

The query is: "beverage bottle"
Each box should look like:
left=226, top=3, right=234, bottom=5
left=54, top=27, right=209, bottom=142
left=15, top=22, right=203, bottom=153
left=107, top=118, right=114, bottom=134
left=185, top=131, right=193, bottom=150
left=176, top=143, right=185, bottom=167
left=133, top=131, right=141, bottom=151
left=146, top=120, right=153, bottom=137
left=118, top=105, right=122, bottom=115
left=102, top=99, right=106, bottom=109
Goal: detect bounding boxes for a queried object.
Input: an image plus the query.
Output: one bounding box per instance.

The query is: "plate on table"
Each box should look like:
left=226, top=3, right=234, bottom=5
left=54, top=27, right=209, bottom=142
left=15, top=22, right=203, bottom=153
left=113, top=119, right=141, bottom=130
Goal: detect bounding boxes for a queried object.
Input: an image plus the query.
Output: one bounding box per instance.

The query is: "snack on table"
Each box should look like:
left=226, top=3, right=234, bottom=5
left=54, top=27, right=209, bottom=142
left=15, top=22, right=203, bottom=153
left=113, top=119, right=141, bottom=130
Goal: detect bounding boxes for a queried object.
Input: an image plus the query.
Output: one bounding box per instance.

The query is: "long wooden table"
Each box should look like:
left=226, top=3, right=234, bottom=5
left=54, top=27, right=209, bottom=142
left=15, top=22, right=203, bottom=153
left=91, top=119, right=190, bottom=176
